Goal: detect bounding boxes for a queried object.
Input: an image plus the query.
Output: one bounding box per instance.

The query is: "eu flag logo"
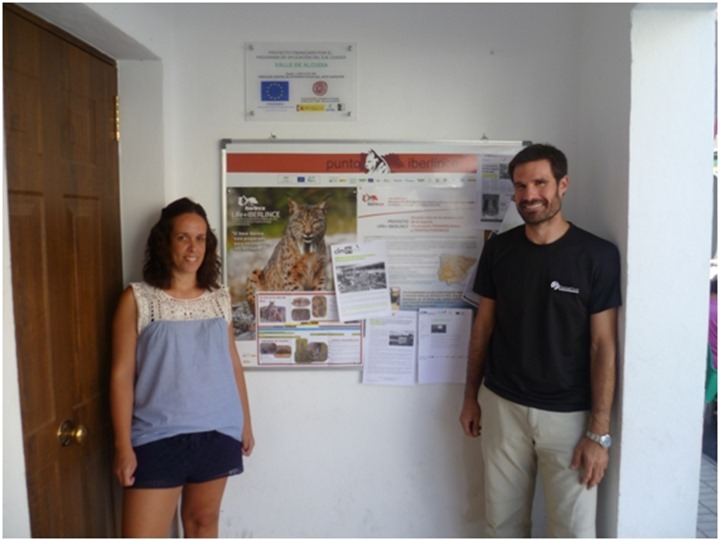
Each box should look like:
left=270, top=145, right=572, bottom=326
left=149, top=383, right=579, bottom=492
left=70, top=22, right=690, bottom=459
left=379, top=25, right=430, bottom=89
left=261, top=81, right=289, bottom=102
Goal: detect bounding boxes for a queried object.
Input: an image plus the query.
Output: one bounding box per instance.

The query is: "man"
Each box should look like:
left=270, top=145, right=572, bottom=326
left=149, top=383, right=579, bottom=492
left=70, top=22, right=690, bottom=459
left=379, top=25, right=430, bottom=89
left=459, top=144, right=621, bottom=537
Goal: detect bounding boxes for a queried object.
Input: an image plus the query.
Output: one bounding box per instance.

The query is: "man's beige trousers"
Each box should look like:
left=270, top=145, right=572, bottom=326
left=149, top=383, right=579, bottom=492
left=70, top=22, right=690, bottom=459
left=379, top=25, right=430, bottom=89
left=479, top=384, right=597, bottom=537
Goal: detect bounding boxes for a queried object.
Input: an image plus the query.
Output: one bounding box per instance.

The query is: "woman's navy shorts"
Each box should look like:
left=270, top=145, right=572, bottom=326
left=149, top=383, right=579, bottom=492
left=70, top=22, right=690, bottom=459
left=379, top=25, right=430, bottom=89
left=132, top=431, right=244, bottom=489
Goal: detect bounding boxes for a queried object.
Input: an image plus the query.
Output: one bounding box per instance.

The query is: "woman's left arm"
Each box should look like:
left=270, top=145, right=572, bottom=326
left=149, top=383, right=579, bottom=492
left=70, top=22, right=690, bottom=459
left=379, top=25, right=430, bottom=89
left=228, top=324, right=255, bottom=456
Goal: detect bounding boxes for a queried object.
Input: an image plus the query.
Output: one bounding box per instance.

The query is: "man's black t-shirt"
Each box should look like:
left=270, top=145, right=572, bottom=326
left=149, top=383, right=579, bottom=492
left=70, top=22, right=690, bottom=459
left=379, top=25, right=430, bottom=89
left=474, top=224, right=621, bottom=412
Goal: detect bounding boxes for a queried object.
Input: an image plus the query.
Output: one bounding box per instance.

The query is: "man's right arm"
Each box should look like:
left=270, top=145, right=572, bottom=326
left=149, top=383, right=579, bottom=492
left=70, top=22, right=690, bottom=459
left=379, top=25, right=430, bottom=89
left=459, top=296, right=496, bottom=437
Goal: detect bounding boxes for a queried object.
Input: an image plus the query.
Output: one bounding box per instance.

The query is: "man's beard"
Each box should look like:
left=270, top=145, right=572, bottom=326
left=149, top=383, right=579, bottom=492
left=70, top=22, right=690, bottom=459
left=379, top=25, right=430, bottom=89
left=517, top=195, right=562, bottom=225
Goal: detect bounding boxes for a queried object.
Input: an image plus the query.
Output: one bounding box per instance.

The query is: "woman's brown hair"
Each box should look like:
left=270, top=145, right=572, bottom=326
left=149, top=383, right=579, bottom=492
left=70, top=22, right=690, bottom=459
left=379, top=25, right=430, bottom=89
left=143, top=197, right=221, bottom=290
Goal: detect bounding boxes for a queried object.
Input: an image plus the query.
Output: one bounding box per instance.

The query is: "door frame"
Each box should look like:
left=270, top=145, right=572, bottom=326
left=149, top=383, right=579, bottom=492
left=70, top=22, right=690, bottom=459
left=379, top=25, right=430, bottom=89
left=3, top=193, right=32, bottom=537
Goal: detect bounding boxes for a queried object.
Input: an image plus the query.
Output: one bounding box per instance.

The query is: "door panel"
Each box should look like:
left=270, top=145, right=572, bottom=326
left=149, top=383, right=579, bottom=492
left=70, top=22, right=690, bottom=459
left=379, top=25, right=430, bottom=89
left=7, top=195, right=56, bottom=433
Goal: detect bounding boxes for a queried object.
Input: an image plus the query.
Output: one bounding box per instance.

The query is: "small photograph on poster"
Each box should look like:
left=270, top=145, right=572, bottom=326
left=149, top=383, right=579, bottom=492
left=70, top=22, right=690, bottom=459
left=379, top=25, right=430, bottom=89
left=478, top=154, right=515, bottom=229
left=256, top=292, right=340, bottom=323
left=226, top=186, right=357, bottom=340
left=331, top=240, right=392, bottom=322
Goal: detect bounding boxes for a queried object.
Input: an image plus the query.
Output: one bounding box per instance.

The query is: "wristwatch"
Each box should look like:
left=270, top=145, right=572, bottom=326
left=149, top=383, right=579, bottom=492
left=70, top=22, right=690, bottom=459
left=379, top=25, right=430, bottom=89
left=585, top=430, right=612, bottom=449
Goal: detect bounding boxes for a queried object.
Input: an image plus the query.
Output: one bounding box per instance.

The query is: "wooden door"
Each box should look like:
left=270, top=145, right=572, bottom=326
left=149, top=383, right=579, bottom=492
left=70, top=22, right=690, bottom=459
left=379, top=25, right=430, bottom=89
left=4, top=5, right=123, bottom=537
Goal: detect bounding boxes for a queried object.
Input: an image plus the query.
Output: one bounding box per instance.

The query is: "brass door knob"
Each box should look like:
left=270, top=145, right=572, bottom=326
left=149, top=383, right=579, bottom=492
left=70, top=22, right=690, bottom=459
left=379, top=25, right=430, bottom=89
left=57, top=420, right=88, bottom=447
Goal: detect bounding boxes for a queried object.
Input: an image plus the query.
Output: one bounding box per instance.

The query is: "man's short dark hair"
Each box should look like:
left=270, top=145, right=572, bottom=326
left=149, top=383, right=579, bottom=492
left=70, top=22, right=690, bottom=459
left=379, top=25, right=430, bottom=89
left=508, top=143, right=568, bottom=183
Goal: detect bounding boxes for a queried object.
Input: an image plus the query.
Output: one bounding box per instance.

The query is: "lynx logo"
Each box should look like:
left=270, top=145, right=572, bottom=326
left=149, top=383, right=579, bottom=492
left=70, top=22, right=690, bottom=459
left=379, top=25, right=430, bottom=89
left=361, top=193, right=383, bottom=206
left=233, top=195, right=281, bottom=220
left=550, top=280, right=580, bottom=294
left=238, top=196, right=260, bottom=207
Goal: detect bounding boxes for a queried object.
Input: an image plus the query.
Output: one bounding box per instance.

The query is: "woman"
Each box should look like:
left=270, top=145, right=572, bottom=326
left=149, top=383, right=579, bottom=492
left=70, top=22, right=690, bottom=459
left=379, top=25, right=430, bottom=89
left=111, top=198, right=254, bottom=537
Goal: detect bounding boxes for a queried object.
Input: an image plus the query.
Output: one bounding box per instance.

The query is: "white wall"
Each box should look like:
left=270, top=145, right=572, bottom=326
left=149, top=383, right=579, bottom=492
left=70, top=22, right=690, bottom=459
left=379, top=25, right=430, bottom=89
left=144, top=3, right=584, bottom=229
left=3, top=3, right=715, bottom=538
left=618, top=4, right=716, bottom=537
left=117, top=59, right=167, bottom=283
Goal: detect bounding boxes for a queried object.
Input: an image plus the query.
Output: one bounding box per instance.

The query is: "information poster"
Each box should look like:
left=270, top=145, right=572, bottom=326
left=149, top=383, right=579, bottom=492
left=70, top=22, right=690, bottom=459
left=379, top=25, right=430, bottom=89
left=357, top=185, right=481, bottom=311
left=362, top=311, right=418, bottom=386
left=417, top=308, right=473, bottom=384
left=255, top=292, right=362, bottom=367
left=222, top=139, right=525, bottom=367
left=478, top=154, right=515, bottom=228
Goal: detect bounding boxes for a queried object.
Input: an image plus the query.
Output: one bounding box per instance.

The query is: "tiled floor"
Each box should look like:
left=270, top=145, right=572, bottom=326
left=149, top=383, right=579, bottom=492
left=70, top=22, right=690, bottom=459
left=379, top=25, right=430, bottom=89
left=697, top=454, right=717, bottom=538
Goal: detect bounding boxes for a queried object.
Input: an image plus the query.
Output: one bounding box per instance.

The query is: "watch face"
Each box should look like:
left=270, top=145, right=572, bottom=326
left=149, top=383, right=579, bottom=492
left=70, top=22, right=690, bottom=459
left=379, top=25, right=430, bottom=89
left=587, top=431, right=612, bottom=448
